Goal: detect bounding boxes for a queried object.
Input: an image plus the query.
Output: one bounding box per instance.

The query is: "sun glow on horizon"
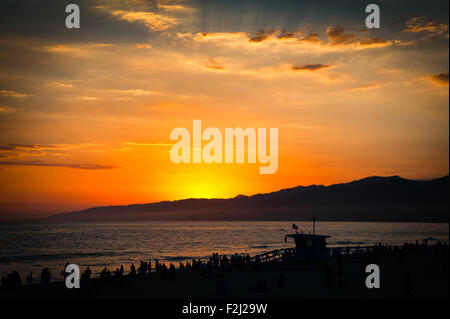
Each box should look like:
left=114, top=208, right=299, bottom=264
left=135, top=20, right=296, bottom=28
left=0, top=0, right=448, bottom=219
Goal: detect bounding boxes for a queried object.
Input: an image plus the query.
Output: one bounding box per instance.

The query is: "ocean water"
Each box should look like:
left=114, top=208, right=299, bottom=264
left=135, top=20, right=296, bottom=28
left=0, top=221, right=448, bottom=282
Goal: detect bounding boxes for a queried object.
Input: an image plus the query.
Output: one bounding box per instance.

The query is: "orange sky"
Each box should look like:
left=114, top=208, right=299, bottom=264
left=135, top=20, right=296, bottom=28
left=0, top=0, right=448, bottom=219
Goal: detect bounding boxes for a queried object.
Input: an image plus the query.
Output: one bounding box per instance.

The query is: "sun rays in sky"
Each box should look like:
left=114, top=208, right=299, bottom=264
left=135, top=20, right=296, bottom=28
left=0, top=0, right=448, bottom=218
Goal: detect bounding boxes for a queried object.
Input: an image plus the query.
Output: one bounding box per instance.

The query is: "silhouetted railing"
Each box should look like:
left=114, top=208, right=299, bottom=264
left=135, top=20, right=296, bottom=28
left=249, top=245, right=372, bottom=264
left=250, top=247, right=296, bottom=263
left=330, top=245, right=373, bottom=255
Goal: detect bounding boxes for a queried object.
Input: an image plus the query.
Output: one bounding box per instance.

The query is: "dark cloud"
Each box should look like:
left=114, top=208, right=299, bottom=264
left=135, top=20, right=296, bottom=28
left=0, top=143, right=101, bottom=161
left=248, top=30, right=275, bottom=42
left=298, top=32, right=320, bottom=44
left=0, top=161, right=118, bottom=170
left=404, top=17, right=449, bottom=36
left=358, top=37, right=391, bottom=47
left=0, top=143, right=56, bottom=151
left=325, top=26, right=392, bottom=48
left=326, top=26, right=356, bottom=45
left=0, top=145, right=16, bottom=151
left=292, top=64, right=331, bottom=71
left=428, top=73, right=449, bottom=86
left=247, top=28, right=321, bottom=43
left=247, top=28, right=314, bottom=43
left=277, top=29, right=298, bottom=39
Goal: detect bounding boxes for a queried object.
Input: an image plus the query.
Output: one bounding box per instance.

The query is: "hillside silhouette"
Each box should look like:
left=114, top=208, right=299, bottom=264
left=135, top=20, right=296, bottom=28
left=45, top=175, right=449, bottom=222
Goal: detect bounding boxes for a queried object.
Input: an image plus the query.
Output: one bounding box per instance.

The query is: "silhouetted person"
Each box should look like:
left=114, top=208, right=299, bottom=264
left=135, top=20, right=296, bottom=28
left=199, top=262, right=206, bottom=277
left=26, top=272, right=33, bottom=284
left=61, top=262, right=70, bottom=279
left=139, top=260, right=147, bottom=277
left=100, top=268, right=108, bottom=282
left=253, top=256, right=260, bottom=274
left=82, top=267, right=92, bottom=282
left=169, top=263, right=176, bottom=278
left=4, top=271, right=22, bottom=289
left=161, top=264, right=169, bottom=280
left=147, top=261, right=152, bottom=275
left=115, top=267, right=122, bottom=279
left=40, top=267, right=51, bottom=285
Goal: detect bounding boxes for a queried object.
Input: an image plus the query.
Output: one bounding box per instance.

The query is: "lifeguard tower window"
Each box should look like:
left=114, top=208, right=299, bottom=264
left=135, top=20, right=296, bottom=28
left=295, top=238, right=310, bottom=248
left=295, top=237, right=326, bottom=249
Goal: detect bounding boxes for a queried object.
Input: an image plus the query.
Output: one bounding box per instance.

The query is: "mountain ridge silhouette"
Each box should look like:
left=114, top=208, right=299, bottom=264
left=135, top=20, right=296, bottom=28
left=44, top=175, right=449, bottom=222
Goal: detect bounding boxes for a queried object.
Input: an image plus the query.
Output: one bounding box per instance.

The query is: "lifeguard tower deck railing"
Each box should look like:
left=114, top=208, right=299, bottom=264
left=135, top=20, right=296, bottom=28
left=250, top=245, right=375, bottom=264
left=250, top=247, right=296, bottom=263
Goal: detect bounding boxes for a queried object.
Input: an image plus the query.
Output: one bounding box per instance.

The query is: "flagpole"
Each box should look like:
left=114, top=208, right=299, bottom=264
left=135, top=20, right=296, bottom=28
left=313, top=216, right=316, bottom=235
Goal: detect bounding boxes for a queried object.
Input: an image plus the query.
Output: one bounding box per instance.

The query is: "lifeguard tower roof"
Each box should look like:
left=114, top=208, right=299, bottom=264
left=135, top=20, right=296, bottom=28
left=286, top=233, right=330, bottom=239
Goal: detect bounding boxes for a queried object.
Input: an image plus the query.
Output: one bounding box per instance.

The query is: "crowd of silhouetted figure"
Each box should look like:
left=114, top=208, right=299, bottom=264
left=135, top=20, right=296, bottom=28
left=105, top=253, right=258, bottom=285
left=0, top=251, right=262, bottom=289
left=325, top=240, right=448, bottom=294
left=1, top=240, right=447, bottom=292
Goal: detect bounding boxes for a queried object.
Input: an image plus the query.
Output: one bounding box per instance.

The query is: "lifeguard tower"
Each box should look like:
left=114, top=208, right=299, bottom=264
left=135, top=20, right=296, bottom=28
left=285, top=233, right=330, bottom=261
left=285, top=217, right=330, bottom=261
left=250, top=217, right=331, bottom=265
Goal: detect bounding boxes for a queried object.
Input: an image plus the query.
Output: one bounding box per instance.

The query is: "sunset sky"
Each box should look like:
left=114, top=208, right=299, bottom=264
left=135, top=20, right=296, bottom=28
left=0, top=0, right=448, bottom=219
